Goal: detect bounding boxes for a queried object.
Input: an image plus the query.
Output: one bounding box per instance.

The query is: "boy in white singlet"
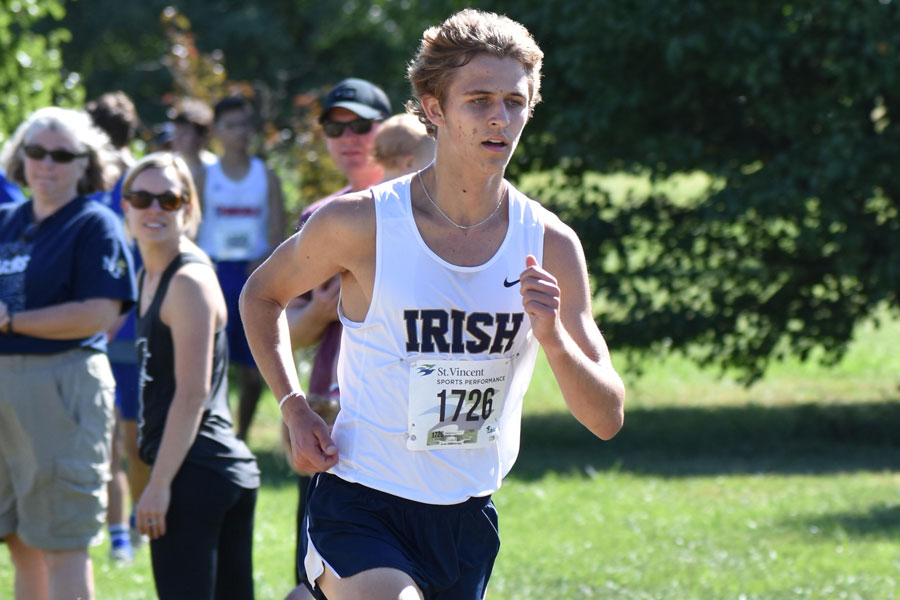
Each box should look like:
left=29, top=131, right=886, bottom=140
left=197, top=96, right=285, bottom=441
left=241, top=10, right=625, bottom=600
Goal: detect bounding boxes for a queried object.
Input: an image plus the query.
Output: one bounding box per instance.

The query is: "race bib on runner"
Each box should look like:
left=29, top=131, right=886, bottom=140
left=407, top=358, right=511, bottom=451
left=213, top=223, right=255, bottom=260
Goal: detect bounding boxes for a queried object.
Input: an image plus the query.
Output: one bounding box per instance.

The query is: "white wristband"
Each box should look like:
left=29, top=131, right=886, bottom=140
left=278, top=391, right=300, bottom=410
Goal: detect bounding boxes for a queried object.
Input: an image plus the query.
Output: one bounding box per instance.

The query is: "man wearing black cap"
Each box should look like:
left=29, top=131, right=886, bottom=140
left=282, top=77, right=391, bottom=600
left=318, top=78, right=392, bottom=193
left=287, top=77, right=392, bottom=394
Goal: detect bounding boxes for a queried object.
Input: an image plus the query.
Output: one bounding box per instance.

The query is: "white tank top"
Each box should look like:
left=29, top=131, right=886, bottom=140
left=331, top=174, right=546, bottom=504
left=196, top=157, right=269, bottom=261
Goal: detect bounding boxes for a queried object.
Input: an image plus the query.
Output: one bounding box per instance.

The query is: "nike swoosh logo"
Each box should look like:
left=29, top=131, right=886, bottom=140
left=503, top=277, right=520, bottom=288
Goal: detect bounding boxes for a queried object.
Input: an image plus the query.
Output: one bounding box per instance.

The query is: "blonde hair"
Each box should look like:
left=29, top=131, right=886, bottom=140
left=122, top=152, right=202, bottom=239
left=374, top=113, right=435, bottom=171
left=0, top=106, right=117, bottom=194
left=406, top=9, right=544, bottom=136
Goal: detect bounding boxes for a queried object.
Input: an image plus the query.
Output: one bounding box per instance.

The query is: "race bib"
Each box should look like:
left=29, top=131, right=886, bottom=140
left=407, top=358, right=511, bottom=451
left=214, top=224, right=254, bottom=260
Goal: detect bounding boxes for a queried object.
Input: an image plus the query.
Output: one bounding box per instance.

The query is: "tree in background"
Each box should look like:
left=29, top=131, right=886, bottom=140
left=0, top=0, right=83, bottom=143
left=45, top=1, right=900, bottom=379
left=55, top=0, right=461, bottom=221
left=159, top=6, right=230, bottom=106
left=497, top=0, right=900, bottom=379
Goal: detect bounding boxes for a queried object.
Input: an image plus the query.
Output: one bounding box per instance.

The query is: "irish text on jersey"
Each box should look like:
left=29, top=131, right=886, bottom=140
left=403, top=309, right=524, bottom=354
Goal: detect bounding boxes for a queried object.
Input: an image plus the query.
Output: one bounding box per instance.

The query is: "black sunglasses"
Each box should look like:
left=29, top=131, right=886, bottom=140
left=322, top=118, right=378, bottom=138
left=123, top=190, right=188, bottom=211
left=23, top=144, right=88, bottom=164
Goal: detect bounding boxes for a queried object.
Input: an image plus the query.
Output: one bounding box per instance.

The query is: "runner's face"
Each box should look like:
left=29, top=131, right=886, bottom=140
left=427, top=55, right=530, bottom=174
left=123, top=167, right=190, bottom=244
left=324, top=107, right=381, bottom=177
left=215, top=107, right=254, bottom=153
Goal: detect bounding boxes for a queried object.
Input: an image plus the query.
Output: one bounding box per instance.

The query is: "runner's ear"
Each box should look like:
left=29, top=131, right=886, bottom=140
left=421, top=94, right=444, bottom=128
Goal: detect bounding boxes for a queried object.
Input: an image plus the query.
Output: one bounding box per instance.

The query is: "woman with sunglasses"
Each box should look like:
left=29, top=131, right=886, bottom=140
left=121, top=152, right=259, bottom=599
left=0, top=106, right=137, bottom=600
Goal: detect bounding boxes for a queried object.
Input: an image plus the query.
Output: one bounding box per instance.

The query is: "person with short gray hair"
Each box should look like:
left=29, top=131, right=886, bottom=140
left=0, top=106, right=137, bottom=600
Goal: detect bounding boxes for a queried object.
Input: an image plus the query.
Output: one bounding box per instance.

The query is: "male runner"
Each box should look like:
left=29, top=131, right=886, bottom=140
left=283, top=76, right=391, bottom=600
left=241, top=9, right=625, bottom=600
left=196, top=96, right=285, bottom=440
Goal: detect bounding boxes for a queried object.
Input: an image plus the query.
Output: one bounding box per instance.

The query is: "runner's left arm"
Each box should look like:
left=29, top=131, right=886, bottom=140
left=518, top=215, right=625, bottom=440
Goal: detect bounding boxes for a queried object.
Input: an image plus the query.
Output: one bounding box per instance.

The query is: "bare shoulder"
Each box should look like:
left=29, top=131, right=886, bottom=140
left=171, top=260, right=218, bottom=290
left=164, top=261, right=221, bottom=319
left=537, top=207, right=587, bottom=275
left=302, top=189, right=376, bottom=240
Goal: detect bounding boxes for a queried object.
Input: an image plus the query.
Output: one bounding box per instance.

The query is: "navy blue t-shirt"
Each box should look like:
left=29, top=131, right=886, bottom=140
left=0, top=196, right=137, bottom=354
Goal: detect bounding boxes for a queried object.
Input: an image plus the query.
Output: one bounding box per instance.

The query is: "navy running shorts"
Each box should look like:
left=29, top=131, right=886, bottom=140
left=299, top=473, right=500, bottom=600
left=214, top=260, right=256, bottom=367
left=111, top=362, right=139, bottom=420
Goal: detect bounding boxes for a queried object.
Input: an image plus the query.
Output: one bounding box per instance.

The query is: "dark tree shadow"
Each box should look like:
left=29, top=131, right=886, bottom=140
left=511, top=399, right=900, bottom=480
left=251, top=399, right=900, bottom=487
left=793, top=505, right=900, bottom=539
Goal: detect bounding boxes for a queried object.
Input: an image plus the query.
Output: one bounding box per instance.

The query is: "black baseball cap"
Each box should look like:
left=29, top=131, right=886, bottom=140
left=320, top=78, right=391, bottom=122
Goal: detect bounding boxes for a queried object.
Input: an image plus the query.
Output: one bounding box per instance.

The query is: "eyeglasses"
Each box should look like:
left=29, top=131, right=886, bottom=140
left=23, top=144, right=88, bottom=163
left=123, top=190, right=188, bottom=211
left=322, top=118, right=378, bottom=138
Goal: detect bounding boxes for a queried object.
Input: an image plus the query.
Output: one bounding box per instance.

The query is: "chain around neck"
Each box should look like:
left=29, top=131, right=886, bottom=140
left=417, top=170, right=505, bottom=230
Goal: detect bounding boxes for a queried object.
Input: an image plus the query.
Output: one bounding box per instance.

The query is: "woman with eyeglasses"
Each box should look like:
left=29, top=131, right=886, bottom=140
left=121, top=152, right=259, bottom=599
left=0, top=106, right=137, bottom=600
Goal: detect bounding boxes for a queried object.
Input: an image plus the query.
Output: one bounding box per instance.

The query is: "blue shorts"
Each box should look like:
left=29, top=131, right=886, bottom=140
left=214, top=260, right=255, bottom=367
left=108, top=309, right=140, bottom=421
left=299, top=473, right=500, bottom=600
left=111, top=362, right=139, bottom=420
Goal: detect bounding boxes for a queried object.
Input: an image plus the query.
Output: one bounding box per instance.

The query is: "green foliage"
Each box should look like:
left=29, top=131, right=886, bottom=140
left=55, top=0, right=464, bottom=214
left=47, top=1, right=900, bottom=374
left=502, top=1, right=900, bottom=378
left=0, top=0, right=83, bottom=144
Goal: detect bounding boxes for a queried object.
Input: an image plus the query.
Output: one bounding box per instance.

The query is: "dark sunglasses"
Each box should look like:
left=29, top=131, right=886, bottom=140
left=322, top=118, right=378, bottom=138
left=23, top=144, right=88, bottom=163
left=123, top=190, right=188, bottom=211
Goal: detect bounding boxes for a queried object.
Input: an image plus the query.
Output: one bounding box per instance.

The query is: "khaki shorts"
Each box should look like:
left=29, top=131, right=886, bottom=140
left=0, top=349, right=115, bottom=550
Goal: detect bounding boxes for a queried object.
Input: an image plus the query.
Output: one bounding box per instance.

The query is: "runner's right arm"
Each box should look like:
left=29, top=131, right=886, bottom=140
left=240, top=191, right=374, bottom=472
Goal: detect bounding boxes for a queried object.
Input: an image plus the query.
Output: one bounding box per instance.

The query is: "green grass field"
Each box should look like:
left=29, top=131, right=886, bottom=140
left=2, top=312, right=898, bottom=599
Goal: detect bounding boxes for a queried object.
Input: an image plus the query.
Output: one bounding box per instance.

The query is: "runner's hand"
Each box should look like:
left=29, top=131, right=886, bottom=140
left=519, top=255, right=563, bottom=349
left=283, top=397, right=339, bottom=473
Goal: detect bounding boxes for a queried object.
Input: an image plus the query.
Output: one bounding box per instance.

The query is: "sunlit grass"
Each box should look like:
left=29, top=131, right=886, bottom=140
left=1, top=313, right=897, bottom=599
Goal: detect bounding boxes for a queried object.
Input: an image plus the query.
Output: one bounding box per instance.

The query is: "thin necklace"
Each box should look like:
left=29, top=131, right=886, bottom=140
left=417, top=170, right=505, bottom=230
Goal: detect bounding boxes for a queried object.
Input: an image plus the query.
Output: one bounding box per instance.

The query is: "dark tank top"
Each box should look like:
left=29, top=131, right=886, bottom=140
left=136, top=252, right=259, bottom=489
